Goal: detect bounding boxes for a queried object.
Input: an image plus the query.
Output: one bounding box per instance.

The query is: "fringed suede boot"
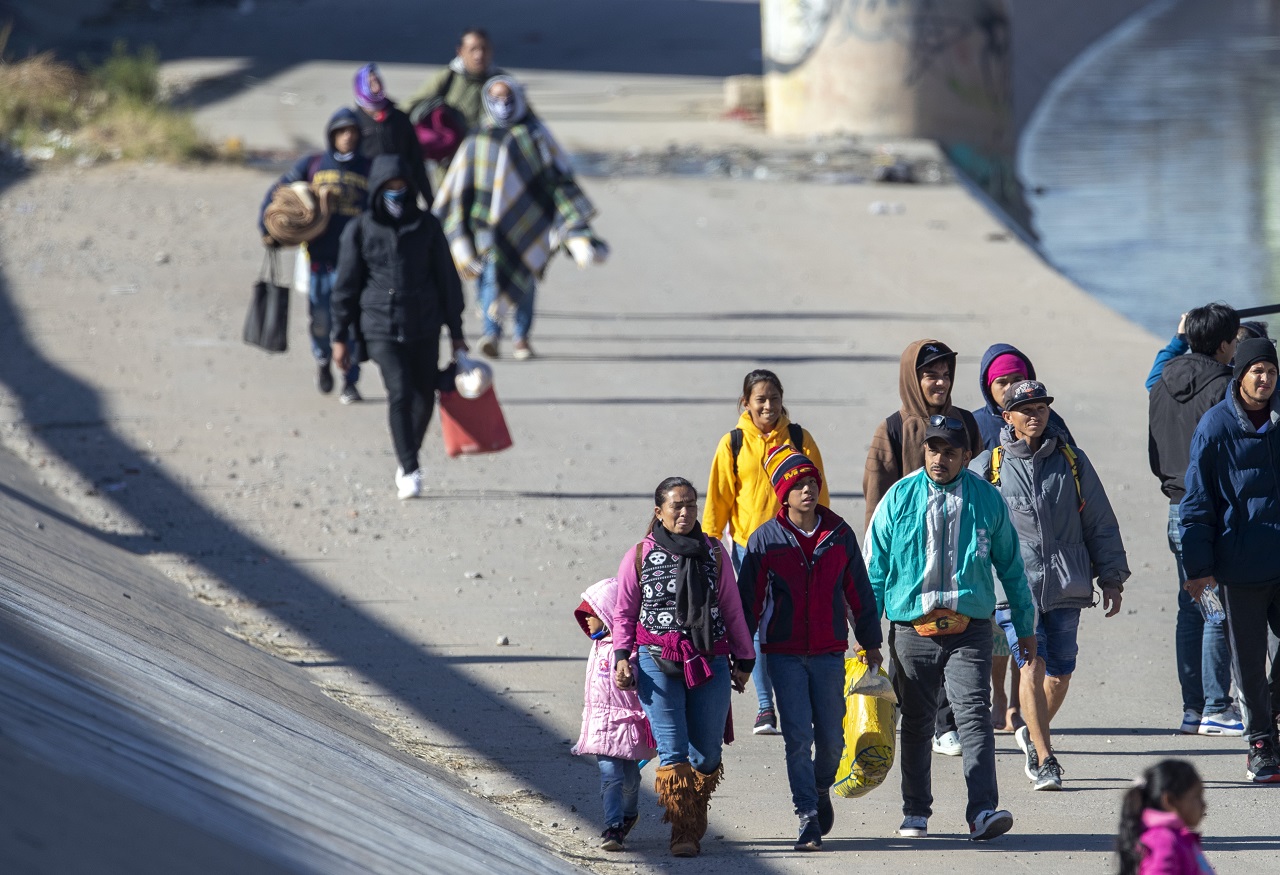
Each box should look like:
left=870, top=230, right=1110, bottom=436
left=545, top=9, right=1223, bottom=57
left=691, top=763, right=724, bottom=840
left=654, top=762, right=701, bottom=856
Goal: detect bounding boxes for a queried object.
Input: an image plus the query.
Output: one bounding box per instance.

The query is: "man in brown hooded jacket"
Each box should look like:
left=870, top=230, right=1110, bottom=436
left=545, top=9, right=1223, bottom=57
left=863, top=339, right=983, bottom=755
left=864, top=339, right=983, bottom=529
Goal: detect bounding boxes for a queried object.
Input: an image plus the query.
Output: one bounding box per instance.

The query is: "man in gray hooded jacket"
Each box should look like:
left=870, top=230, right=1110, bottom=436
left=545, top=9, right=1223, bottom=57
left=971, top=380, right=1129, bottom=791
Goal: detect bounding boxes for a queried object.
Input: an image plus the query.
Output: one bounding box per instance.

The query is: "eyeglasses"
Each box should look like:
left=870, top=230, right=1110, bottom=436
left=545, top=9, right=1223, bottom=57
left=928, top=415, right=965, bottom=431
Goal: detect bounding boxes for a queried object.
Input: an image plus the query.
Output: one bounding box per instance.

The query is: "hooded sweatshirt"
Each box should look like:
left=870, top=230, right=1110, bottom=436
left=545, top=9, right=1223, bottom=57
left=257, top=108, right=371, bottom=268
left=332, top=155, right=464, bottom=345
left=973, top=343, right=1075, bottom=450
left=862, top=339, right=982, bottom=531
left=1149, top=352, right=1233, bottom=503
left=1136, top=809, right=1216, bottom=875
left=703, top=411, right=830, bottom=548
left=354, top=91, right=433, bottom=205
left=571, top=577, right=658, bottom=762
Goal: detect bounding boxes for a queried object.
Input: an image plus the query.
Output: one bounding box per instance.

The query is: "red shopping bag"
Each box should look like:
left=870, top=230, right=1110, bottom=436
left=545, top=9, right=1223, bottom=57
left=438, top=387, right=513, bottom=457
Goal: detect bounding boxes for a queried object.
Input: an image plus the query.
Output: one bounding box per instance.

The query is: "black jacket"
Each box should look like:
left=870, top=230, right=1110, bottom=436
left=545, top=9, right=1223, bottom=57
left=355, top=103, right=433, bottom=204
left=1148, top=352, right=1232, bottom=503
left=332, top=155, right=464, bottom=346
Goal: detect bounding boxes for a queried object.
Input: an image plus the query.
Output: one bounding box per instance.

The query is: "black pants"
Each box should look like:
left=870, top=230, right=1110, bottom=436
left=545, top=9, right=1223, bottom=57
left=1222, top=582, right=1280, bottom=745
left=367, top=336, right=441, bottom=474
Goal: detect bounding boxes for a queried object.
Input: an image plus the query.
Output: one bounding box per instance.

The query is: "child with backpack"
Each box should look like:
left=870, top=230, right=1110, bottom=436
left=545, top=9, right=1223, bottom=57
left=738, top=445, right=883, bottom=851
left=703, top=369, right=829, bottom=736
left=572, top=577, right=657, bottom=852
left=1116, top=759, right=1216, bottom=874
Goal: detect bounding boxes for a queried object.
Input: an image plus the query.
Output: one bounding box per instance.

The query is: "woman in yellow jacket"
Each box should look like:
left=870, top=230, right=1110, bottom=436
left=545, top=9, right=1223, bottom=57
left=703, top=369, right=829, bottom=735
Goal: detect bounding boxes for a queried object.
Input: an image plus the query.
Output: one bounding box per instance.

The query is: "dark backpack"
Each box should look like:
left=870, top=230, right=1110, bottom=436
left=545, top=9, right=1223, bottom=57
left=729, top=422, right=805, bottom=479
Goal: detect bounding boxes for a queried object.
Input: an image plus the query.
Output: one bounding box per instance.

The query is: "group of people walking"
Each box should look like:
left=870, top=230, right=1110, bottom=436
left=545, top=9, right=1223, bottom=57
left=257, top=28, right=604, bottom=499
left=569, top=302, right=1280, bottom=872
left=570, top=331, right=1152, bottom=858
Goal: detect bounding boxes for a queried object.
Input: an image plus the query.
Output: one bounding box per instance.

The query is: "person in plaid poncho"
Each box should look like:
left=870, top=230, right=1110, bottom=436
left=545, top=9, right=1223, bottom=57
left=434, top=75, right=607, bottom=361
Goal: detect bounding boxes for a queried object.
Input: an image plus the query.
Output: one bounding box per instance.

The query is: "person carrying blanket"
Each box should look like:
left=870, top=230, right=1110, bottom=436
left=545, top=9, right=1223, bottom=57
left=434, top=75, right=606, bottom=361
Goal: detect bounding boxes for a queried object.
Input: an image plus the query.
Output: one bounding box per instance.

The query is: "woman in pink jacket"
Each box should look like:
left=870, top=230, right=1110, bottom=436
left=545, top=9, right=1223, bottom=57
left=1116, top=759, right=1217, bottom=874
left=611, top=476, right=756, bottom=858
left=572, top=577, right=657, bottom=853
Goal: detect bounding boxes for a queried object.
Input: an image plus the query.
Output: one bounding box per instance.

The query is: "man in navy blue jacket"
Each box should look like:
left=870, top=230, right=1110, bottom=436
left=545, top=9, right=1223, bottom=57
left=1181, top=337, right=1280, bottom=783
left=259, top=108, right=371, bottom=402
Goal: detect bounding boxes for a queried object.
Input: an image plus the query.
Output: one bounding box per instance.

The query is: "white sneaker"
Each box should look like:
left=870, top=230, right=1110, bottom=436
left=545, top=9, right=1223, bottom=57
left=969, top=808, right=1013, bottom=842
left=1199, top=707, right=1245, bottom=736
left=395, top=466, right=422, bottom=500
left=898, top=815, right=928, bottom=837
left=932, top=730, right=962, bottom=757
left=1179, top=709, right=1202, bottom=734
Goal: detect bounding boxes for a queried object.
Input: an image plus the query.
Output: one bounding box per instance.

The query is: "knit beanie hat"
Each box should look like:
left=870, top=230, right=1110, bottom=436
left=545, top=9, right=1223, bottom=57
left=986, top=353, right=1028, bottom=387
left=1234, top=337, right=1279, bottom=381
left=764, top=444, right=822, bottom=506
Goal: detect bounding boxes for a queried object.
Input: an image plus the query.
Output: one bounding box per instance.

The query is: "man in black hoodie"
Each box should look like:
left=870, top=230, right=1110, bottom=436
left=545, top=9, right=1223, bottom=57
left=332, top=156, right=467, bottom=499
left=1148, top=302, right=1240, bottom=736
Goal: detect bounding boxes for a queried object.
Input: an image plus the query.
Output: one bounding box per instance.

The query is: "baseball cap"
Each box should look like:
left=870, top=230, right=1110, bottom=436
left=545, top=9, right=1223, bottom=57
left=916, top=341, right=957, bottom=371
left=922, top=414, right=968, bottom=450
left=1004, top=380, right=1054, bottom=410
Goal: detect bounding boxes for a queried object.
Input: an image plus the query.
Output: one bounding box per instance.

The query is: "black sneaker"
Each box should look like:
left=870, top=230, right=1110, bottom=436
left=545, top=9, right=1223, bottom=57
left=753, top=707, right=780, bottom=735
left=621, top=814, right=638, bottom=837
left=1246, top=740, right=1280, bottom=783
left=317, top=362, right=334, bottom=394
left=816, top=790, right=834, bottom=836
left=795, top=813, right=822, bottom=851
left=600, top=825, right=625, bottom=852
left=1033, top=755, right=1064, bottom=791
left=339, top=383, right=362, bottom=405
left=1015, top=725, right=1039, bottom=781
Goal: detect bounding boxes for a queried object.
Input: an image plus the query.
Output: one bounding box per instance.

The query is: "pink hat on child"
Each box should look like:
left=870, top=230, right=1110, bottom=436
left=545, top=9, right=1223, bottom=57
left=986, top=353, right=1027, bottom=386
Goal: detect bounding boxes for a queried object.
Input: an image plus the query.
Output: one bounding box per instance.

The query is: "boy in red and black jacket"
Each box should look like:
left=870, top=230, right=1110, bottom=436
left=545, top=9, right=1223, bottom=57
left=739, top=445, right=883, bottom=852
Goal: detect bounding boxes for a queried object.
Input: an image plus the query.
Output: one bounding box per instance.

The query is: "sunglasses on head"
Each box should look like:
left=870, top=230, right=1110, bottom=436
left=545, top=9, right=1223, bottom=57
left=929, top=414, right=965, bottom=431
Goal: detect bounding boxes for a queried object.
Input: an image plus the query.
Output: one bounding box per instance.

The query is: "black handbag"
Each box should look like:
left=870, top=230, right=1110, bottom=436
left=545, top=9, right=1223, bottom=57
left=243, top=250, right=290, bottom=353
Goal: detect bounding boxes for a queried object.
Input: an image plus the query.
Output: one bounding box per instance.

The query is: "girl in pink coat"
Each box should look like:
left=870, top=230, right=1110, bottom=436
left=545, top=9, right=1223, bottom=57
left=572, top=577, right=657, bottom=853
left=1117, top=759, right=1216, bottom=875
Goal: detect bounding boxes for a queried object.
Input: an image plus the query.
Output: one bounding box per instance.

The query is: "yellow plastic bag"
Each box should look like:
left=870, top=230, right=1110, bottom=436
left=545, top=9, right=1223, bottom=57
left=833, top=655, right=897, bottom=798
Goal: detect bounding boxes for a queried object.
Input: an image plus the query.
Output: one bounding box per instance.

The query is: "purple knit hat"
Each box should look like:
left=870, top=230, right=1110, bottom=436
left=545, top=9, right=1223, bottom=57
left=353, top=63, right=390, bottom=113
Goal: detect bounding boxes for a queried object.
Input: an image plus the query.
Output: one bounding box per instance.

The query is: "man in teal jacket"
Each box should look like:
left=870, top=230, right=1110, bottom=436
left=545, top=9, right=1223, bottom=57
left=865, top=415, right=1036, bottom=842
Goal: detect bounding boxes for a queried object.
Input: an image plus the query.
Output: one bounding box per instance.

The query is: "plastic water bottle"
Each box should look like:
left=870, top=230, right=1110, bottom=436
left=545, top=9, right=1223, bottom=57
left=1197, top=584, right=1226, bottom=625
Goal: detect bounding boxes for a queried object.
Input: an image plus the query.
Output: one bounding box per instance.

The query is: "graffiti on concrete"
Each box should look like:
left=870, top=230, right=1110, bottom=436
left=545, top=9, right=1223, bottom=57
left=766, top=0, right=1011, bottom=109
left=764, top=0, right=838, bottom=73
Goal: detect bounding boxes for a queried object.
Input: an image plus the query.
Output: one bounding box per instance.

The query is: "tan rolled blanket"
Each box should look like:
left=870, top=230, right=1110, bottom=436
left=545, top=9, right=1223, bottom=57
left=264, top=182, right=338, bottom=246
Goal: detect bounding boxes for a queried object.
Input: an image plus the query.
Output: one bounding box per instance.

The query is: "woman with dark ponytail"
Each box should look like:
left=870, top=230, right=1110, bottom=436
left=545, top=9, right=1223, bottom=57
left=611, top=476, right=756, bottom=858
left=1116, top=759, right=1215, bottom=875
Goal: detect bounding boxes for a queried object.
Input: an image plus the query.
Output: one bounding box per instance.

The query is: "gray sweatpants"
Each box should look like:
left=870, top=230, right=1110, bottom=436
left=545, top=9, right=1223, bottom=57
left=891, top=618, right=999, bottom=823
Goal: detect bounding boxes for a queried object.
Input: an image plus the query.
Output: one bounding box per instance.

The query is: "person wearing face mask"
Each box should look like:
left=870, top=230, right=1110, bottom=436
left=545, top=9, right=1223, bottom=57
left=352, top=63, right=433, bottom=207
left=259, top=109, right=371, bottom=403
left=434, top=75, right=607, bottom=361
left=331, top=156, right=468, bottom=499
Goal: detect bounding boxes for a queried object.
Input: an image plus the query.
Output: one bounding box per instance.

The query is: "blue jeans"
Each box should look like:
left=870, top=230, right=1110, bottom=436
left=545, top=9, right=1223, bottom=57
left=597, top=756, right=640, bottom=828
left=767, top=653, right=846, bottom=815
left=1169, top=505, right=1233, bottom=714
left=996, top=606, right=1082, bottom=677
left=732, top=543, right=774, bottom=712
left=478, top=257, right=535, bottom=340
left=310, top=268, right=359, bottom=384
left=637, top=650, right=731, bottom=773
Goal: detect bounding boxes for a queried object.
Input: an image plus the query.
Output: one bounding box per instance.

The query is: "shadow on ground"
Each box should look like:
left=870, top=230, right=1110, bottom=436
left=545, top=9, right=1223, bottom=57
left=0, top=157, right=786, bottom=870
